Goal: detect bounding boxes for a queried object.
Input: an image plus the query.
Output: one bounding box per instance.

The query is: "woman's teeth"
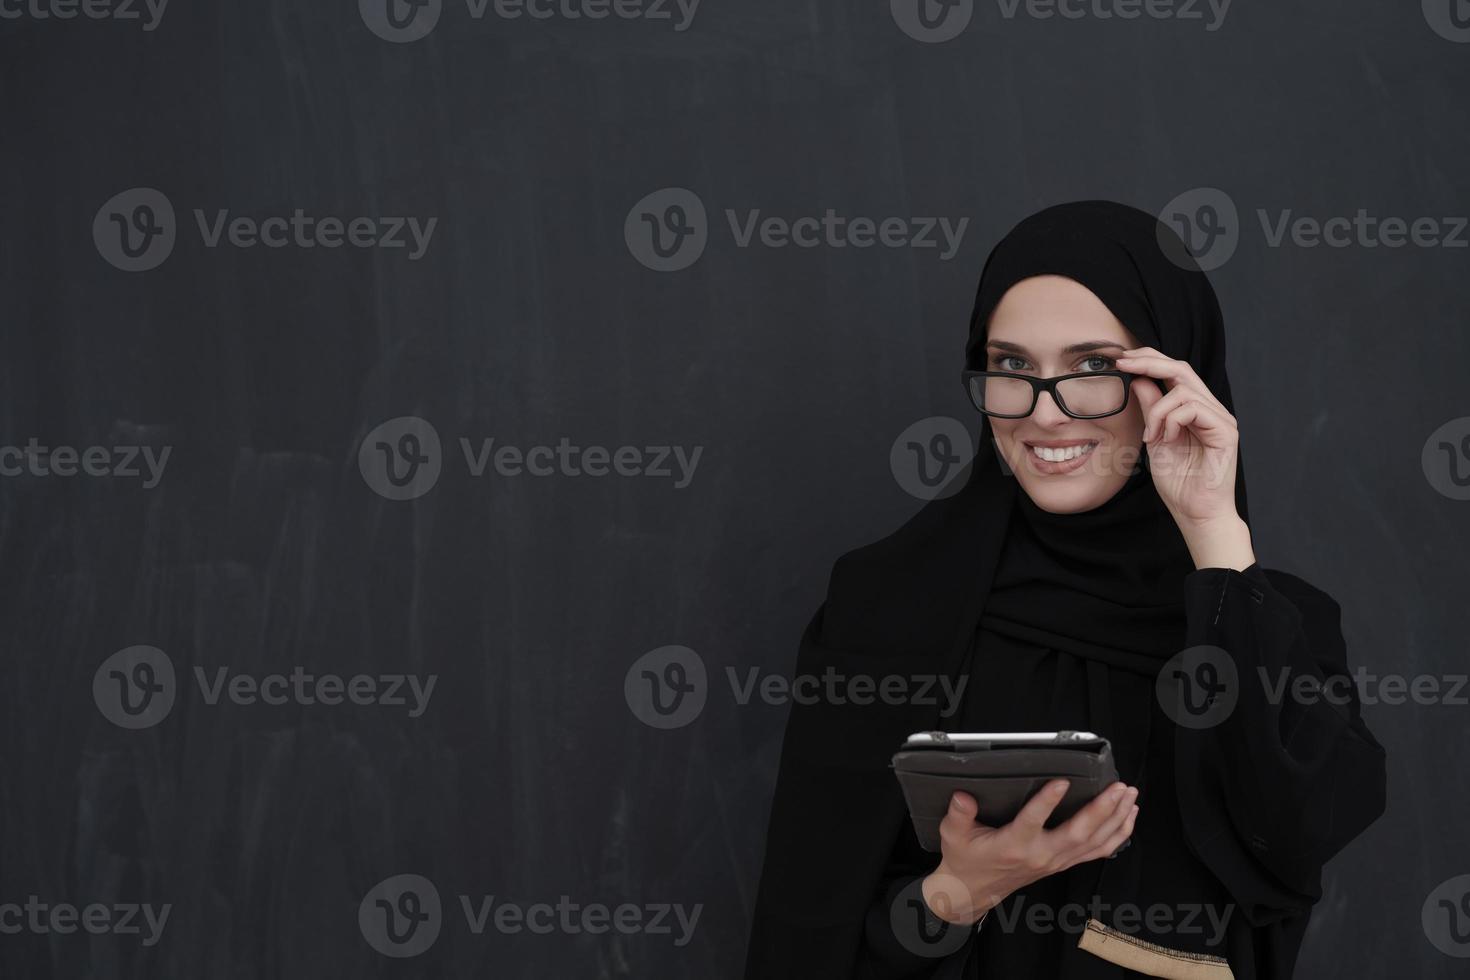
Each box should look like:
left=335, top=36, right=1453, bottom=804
left=1031, top=442, right=1095, bottom=462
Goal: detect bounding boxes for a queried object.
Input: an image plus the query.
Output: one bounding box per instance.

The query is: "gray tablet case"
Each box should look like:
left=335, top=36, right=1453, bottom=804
left=890, top=731, right=1121, bottom=853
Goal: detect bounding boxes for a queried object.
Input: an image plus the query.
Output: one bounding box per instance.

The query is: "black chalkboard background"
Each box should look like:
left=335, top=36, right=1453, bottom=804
left=1, top=1, right=1466, bottom=976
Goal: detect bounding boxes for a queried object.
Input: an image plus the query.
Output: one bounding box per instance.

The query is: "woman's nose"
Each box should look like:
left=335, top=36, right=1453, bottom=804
left=1031, top=389, right=1070, bottom=425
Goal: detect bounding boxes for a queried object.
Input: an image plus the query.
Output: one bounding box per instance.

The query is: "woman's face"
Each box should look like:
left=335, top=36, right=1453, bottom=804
left=982, top=275, right=1146, bottom=514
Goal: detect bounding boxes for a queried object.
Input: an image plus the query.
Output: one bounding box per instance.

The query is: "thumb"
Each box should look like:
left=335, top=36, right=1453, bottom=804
left=949, top=791, right=977, bottom=818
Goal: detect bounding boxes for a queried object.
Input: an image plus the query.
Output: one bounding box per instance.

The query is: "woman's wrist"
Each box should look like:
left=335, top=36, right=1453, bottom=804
left=1180, top=514, right=1255, bottom=571
left=921, top=866, right=993, bottom=927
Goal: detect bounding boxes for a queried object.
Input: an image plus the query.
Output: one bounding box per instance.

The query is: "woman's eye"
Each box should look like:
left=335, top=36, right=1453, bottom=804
left=1081, top=354, right=1115, bottom=372
left=993, top=354, right=1028, bottom=372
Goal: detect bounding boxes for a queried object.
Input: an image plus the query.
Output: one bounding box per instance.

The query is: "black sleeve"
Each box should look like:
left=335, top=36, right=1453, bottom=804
left=855, top=818, right=978, bottom=980
left=1173, top=562, right=1388, bottom=924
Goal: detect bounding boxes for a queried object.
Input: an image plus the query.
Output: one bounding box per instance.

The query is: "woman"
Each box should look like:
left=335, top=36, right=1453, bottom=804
left=742, top=200, right=1387, bottom=979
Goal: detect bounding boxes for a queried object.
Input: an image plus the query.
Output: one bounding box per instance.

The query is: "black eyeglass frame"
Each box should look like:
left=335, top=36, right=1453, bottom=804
left=959, top=369, right=1140, bottom=420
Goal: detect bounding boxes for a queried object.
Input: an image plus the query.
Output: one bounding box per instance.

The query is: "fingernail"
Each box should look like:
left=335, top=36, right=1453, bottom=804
left=1053, top=780, right=1070, bottom=794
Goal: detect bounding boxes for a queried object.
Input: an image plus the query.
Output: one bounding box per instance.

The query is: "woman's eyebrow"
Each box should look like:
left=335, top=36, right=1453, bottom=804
left=985, top=340, right=1128, bottom=355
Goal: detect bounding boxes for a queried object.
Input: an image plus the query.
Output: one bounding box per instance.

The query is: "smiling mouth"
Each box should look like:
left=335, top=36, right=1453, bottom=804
left=1026, top=440, right=1098, bottom=463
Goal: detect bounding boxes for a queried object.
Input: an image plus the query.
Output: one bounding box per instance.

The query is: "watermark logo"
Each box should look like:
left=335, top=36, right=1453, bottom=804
left=889, top=875, right=975, bottom=957
left=0, top=898, right=171, bottom=945
left=1423, top=874, right=1470, bottom=957
left=94, top=648, right=437, bottom=728
left=625, top=188, right=708, bottom=272
left=626, top=188, right=970, bottom=271
left=894, top=0, right=1229, bottom=40
left=1423, top=0, right=1470, bottom=43
left=624, top=645, right=707, bottom=730
left=890, top=416, right=975, bottom=500
left=359, top=875, right=700, bottom=956
left=360, top=0, right=698, bottom=41
left=94, top=189, right=438, bottom=271
left=1159, top=187, right=1468, bottom=270
left=1423, top=417, right=1470, bottom=500
left=624, top=646, right=968, bottom=728
left=94, top=188, right=176, bottom=272
left=93, top=646, right=176, bottom=730
left=0, top=0, right=169, bottom=30
left=1257, top=664, right=1468, bottom=708
left=992, top=0, right=1231, bottom=30
left=359, top=416, right=444, bottom=501
left=891, top=0, right=974, bottom=43
left=358, top=416, right=703, bottom=500
left=989, top=896, right=1234, bottom=942
left=1156, top=644, right=1237, bottom=729
left=1157, top=187, right=1239, bottom=271
left=359, top=0, right=443, bottom=42
left=0, top=438, right=171, bottom=487
left=360, top=874, right=443, bottom=957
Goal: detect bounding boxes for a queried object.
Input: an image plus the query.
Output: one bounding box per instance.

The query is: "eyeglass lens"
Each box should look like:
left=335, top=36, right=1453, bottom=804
left=971, top=374, right=1127, bottom=418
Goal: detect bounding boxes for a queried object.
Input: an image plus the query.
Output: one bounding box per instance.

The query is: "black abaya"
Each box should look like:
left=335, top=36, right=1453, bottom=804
left=741, top=201, right=1387, bottom=980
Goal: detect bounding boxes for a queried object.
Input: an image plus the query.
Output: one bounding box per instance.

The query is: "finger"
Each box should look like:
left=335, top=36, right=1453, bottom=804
left=1055, top=784, right=1134, bottom=861
left=1078, top=786, right=1138, bottom=853
left=1053, top=789, right=1136, bottom=867
left=1143, top=387, right=1235, bottom=444
left=937, top=792, right=983, bottom=852
left=1116, top=351, right=1227, bottom=415
left=1079, top=803, right=1139, bottom=864
left=1011, top=779, right=1071, bottom=833
left=1121, top=354, right=1227, bottom=417
left=1154, top=400, right=1236, bottom=450
left=1042, top=781, right=1128, bottom=851
left=1130, top=374, right=1166, bottom=424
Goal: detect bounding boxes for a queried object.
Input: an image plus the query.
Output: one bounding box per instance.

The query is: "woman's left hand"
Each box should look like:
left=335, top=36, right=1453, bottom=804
left=1114, top=347, right=1243, bottom=531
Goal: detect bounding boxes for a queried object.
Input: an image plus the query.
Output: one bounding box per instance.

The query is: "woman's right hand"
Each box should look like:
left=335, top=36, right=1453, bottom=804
left=920, top=780, right=1139, bottom=926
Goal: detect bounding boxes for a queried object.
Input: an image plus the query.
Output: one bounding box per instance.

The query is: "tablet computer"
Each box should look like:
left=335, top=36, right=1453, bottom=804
left=890, top=730, right=1122, bottom=853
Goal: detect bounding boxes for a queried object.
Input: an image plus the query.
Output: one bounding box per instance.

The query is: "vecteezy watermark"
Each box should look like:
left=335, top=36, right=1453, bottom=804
left=888, top=878, right=1235, bottom=958
left=889, top=876, right=976, bottom=958
left=358, top=0, right=699, bottom=43
left=890, top=417, right=976, bottom=500
left=0, top=0, right=168, bottom=30
left=988, top=896, right=1233, bottom=941
left=1423, top=874, right=1470, bottom=957
left=1423, top=0, right=1470, bottom=43
left=1423, top=417, right=1470, bottom=500
left=93, top=646, right=437, bottom=729
left=623, top=645, right=968, bottom=729
left=1158, top=187, right=1469, bottom=271
left=0, top=897, right=171, bottom=946
left=0, top=438, right=171, bottom=488
left=994, top=0, right=1231, bottom=30
left=624, top=646, right=708, bottom=730
left=93, top=188, right=437, bottom=272
left=358, top=874, right=700, bottom=958
left=624, top=188, right=969, bottom=272
left=1157, top=642, right=1470, bottom=725
left=891, top=0, right=1229, bottom=43
left=357, top=416, right=702, bottom=501
left=1156, top=645, right=1238, bottom=730
left=1257, top=665, right=1470, bottom=708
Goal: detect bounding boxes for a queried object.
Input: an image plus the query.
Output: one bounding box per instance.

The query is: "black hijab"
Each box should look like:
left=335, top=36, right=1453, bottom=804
left=973, top=198, right=1249, bottom=676
left=743, top=200, right=1257, bottom=979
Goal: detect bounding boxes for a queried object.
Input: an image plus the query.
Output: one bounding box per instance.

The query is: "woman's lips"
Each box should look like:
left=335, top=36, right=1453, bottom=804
left=1023, top=439, right=1098, bottom=475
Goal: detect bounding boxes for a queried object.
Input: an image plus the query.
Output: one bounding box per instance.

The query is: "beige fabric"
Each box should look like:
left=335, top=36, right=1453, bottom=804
left=1077, top=917, right=1236, bottom=980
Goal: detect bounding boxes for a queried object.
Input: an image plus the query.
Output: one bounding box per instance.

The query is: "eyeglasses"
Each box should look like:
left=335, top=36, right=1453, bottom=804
left=960, top=369, right=1138, bottom=420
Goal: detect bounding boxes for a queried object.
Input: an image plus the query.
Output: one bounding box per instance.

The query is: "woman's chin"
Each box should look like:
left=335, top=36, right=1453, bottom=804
left=1016, top=474, right=1124, bottom=514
